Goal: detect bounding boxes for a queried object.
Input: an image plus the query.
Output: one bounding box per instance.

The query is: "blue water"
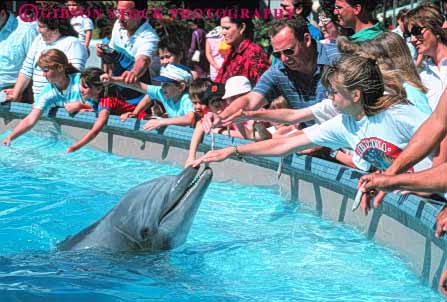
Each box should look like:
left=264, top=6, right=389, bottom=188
left=0, top=129, right=444, bottom=302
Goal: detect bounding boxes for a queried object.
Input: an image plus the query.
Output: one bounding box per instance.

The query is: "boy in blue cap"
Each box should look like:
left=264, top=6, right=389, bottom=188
left=111, top=63, right=195, bottom=131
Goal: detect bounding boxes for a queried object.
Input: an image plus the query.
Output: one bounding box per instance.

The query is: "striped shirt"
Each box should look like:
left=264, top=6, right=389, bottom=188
left=20, top=35, right=87, bottom=99
left=252, top=41, right=339, bottom=110
left=34, top=73, right=83, bottom=111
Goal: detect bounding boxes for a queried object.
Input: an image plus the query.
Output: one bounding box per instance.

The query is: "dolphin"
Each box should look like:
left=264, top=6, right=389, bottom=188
left=57, top=166, right=213, bottom=252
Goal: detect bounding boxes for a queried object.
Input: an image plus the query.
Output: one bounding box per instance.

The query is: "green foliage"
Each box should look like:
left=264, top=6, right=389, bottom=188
left=252, top=17, right=272, bottom=53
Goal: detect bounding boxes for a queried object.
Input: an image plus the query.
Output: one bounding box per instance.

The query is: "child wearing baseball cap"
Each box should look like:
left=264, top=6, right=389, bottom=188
left=111, top=63, right=195, bottom=131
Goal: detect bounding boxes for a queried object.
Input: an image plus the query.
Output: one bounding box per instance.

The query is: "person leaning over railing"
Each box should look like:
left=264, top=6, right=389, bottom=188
left=112, top=63, right=195, bottom=132
left=1, top=49, right=83, bottom=146
left=202, top=18, right=339, bottom=134
left=193, top=56, right=434, bottom=210
left=3, top=2, right=87, bottom=103
left=66, top=67, right=152, bottom=153
left=0, top=2, right=38, bottom=95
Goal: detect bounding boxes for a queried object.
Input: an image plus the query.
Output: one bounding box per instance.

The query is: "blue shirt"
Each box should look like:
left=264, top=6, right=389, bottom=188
left=403, top=82, right=431, bottom=115
left=308, top=23, right=323, bottom=41
left=253, top=42, right=339, bottom=109
left=0, top=15, right=37, bottom=89
left=34, top=73, right=83, bottom=111
left=146, top=85, right=194, bottom=118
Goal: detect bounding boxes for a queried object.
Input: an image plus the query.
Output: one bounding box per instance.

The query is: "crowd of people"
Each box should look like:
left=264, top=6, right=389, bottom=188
left=2, top=0, right=447, bottom=294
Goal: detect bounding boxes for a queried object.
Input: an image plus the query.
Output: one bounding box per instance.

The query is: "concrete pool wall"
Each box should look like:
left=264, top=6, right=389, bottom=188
left=0, top=102, right=446, bottom=290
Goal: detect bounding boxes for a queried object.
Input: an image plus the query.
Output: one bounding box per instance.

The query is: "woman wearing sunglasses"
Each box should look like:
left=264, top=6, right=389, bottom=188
left=214, top=12, right=270, bottom=86
left=405, top=4, right=447, bottom=167
left=405, top=3, right=447, bottom=111
left=1, top=49, right=82, bottom=146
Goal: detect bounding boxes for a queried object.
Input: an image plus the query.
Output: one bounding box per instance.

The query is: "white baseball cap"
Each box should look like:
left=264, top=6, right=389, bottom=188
left=222, top=76, right=252, bottom=99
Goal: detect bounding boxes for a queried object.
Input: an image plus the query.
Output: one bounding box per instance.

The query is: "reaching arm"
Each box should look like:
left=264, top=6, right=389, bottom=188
left=109, top=77, right=148, bottom=94
left=5, top=73, right=31, bottom=101
left=185, top=120, right=206, bottom=167
left=191, top=133, right=316, bottom=166
left=120, top=96, right=152, bottom=122
left=120, top=54, right=151, bottom=84
left=1, top=108, right=42, bottom=145
left=386, top=89, right=447, bottom=175
left=143, top=112, right=195, bottom=131
left=67, top=110, right=110, bottom=153
left=239, top=108, right=314, bottom=125
left=202, top=92, right=266, bottom=132
left=363, top=163, right=447, bottom=193
left=84, top=30, right=92, bottom=49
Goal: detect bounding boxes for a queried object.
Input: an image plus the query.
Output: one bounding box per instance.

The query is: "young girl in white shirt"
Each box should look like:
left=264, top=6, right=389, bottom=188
left=191, top=55, right=432, bottom=176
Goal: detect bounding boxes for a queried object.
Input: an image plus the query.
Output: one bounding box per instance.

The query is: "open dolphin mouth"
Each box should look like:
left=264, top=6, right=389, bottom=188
left=159, top=167, right=213, bottom=223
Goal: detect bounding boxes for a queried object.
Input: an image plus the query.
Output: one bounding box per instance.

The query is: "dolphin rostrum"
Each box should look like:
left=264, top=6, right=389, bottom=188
left=57, top=166, right=213, bottom=251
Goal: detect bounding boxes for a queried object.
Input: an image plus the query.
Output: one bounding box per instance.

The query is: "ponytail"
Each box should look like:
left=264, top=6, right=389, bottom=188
left=364, top=94, right=410, bottom=116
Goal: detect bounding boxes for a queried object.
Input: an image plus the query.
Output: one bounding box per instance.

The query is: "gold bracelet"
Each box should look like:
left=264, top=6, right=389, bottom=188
left=233, top=145, right=243, bottom=160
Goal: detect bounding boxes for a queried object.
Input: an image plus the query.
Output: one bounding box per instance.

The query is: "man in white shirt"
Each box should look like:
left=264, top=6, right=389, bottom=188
left=96, top=0, right=159, bottom=105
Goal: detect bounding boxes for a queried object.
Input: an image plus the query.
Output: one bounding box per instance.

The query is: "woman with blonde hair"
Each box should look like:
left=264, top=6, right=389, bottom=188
left=405, top=3, right=447, bottom=166
left=405, top=3, right=447, bottom=111
left=337, top=32, right=431, bottom=114
left=2, top=49, right=83, bottom=146
left=192, top=56, right=433, bottom=204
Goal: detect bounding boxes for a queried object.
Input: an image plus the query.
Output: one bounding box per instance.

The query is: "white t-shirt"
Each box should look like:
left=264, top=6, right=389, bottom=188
left=419, top=57, right=447, bottom=111
left=70, top=15, right=94, bottom=44
left=304, top=104, right=432, bottom=172
left=109, top=20, right=159, bottom=62
left=20, top=35, right=87, bottom=99
left=309, top=98, right=339, bottom=123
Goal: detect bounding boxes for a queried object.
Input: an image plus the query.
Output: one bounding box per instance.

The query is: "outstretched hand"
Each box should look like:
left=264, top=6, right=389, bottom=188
left=358, top=171, right=391, bottom=215
left=191, top=147, right=234, bottom=167
left=1, top=137, right=11, bottom=146
left=66, top=145, right=78, bottom=153
left=436, top=207, right=447, bottom=239
left=221, top=109, right=250, bottom=124
left=439, top=269, right=447, bottom=296
left=202, top=112, right=221, bottom=133
left=143, top=119, right=163, bottom=132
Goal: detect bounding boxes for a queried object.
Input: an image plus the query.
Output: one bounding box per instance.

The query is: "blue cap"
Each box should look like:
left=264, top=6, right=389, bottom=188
left=153, top=64, right=192, bottom=84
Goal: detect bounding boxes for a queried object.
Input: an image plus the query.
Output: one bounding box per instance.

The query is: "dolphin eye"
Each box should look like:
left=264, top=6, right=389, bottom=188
left=140, top=228, right=152, bottom=240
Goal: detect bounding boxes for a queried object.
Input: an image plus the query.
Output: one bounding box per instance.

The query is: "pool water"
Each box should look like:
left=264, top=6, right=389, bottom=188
left=0, top=129, right=444, bottom=301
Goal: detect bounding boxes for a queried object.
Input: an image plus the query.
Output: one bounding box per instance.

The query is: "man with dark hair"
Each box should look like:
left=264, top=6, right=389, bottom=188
left=280, top=0, right=322, bottom=40
left=96, top=0, right=159, bottom=105
left=0, top=3, right=37, bottom=92
left=334, top=0, right=384, bottom=41
left=202, top=18, right=339, bottom=132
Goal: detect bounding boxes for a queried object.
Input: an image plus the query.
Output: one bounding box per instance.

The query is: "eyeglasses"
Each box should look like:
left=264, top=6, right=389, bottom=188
left=319, top=16, right=332, bottom=25
left=272, top=44, right=296, bottom=58
left=403, top=25, right=427, bottom=39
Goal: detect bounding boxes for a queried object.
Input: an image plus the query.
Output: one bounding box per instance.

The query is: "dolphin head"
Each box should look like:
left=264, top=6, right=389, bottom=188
left=106, top=166, right=212, bottom=251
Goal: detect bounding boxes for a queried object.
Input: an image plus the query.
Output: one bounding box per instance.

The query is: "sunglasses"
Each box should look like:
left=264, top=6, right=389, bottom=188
left=272, top=44, right=296, bottom=58
left=403, top=25, right=427, bottom=39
